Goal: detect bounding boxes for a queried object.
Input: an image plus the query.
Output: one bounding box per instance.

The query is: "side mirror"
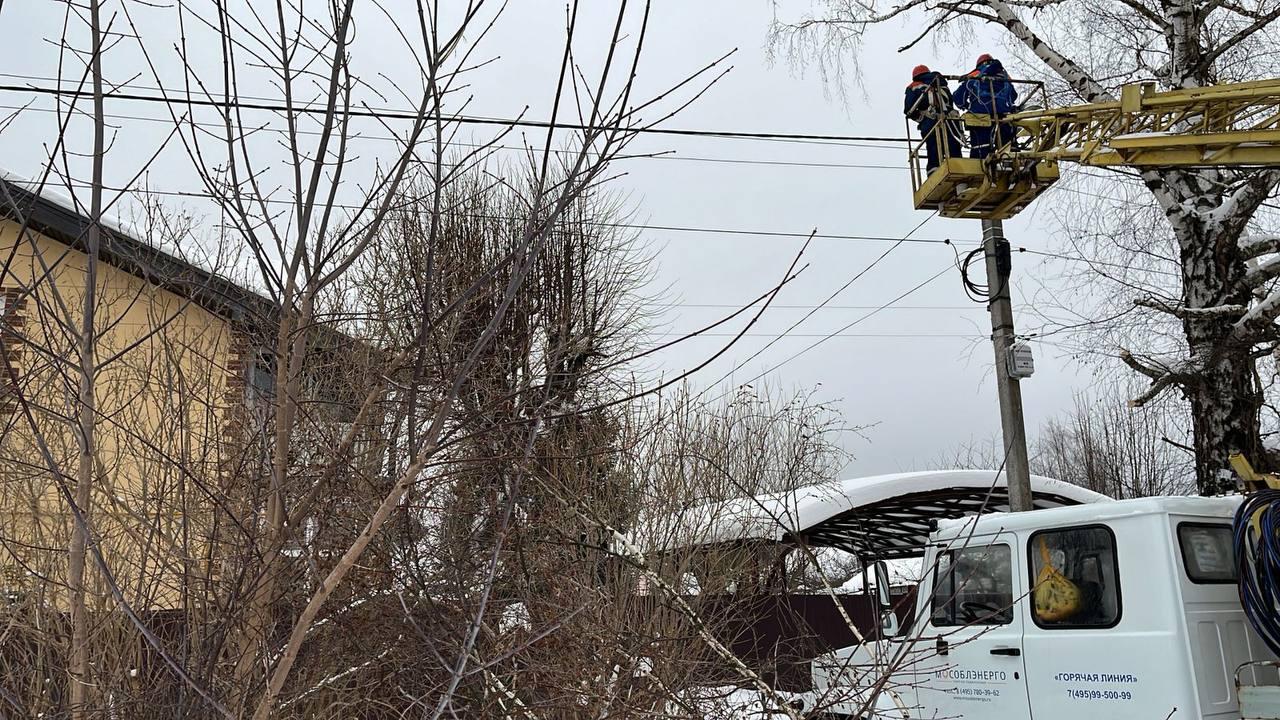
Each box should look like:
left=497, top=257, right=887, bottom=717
left=874, top=560, right=900, bottom=637
left=874, top=560, right=892, bottom=608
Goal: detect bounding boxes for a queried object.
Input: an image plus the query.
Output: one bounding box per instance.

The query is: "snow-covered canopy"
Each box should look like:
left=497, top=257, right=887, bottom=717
left=648, top=470, right=1110, bottom=560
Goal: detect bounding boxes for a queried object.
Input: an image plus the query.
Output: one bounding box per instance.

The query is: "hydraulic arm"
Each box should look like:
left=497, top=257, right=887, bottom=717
left=912, top=77, right=1280, bottom=219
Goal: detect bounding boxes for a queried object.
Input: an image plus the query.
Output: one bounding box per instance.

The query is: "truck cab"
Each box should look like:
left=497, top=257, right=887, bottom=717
left=811, top=495, right=1276, bottom=719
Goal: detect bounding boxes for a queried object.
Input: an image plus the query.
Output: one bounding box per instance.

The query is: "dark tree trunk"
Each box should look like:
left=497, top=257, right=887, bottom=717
left=1186, top=356, right=1259, bottom=494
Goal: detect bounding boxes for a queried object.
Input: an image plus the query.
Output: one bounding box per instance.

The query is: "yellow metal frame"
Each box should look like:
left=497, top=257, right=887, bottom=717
left=907, top=113, right=1061, bottom=219
left=912, top=157, right=1061, bottom=220
left=1011, top=78, right=1280, bottom=168
left=1230, top=452, right=1280, bottom=492
left=1228, top=454, right=1280, bottom=540
left=909, top=77, right=1280, bottom=218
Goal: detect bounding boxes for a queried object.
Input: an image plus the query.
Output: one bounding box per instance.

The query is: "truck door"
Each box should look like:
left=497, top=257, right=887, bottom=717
left=916, top=534, right=1031, bottom=720
left=1021, top=522, right=1191, bottom=720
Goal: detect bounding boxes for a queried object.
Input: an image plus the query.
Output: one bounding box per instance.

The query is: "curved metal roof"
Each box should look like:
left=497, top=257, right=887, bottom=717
left=659, top=470, right=1111, bottom=559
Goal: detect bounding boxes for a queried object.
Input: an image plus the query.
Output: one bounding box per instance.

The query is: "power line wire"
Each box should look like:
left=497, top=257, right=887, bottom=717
left=2, top=81, right=1187, bottom=277
left=0, top=99, right=906, bottom=163
left=0, top=103, right=905, bottom=170
left=16, top=176, right=965, bottom=247
left=21, top=176, right=1174, bottom=276
left=1020, top=247, right=1180, bottom=277
left=662, top=303, right=982, bottom=311
left=2, top=88, right=1202, bottom=220
left=11, top=75, right=1252, bottom=213
left=17, top=92, right=1210, bottom=204
left=0, top=81, right=911, bottom=145
left=706, top=262, right=956, bottom=399
left=705, top=212, right=941, bottom=389
left=690, top=212, right=949, bottom=400
left=21, top=81, right=1259, bottom=212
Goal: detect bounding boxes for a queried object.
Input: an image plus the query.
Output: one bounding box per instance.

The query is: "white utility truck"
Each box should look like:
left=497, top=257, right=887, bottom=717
left=809, top=494, right=1278, bottom=720
left=663, top=470, right=1280, bottom=720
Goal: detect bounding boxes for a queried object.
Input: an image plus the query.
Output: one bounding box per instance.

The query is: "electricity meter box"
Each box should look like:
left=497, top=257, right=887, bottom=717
left=1007, top=341, right=1034, bottom=379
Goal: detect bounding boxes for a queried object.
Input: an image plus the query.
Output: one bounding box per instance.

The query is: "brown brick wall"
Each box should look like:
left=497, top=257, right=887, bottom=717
left=0, top=287, right=28, bottom=416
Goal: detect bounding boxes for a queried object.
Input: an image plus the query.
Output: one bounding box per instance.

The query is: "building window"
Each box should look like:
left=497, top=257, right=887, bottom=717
left=930, top=543, right=1013, bottom=626
left=248, top=349, right=276, bottom=403
left=1029, top=525, right=1121, bottom=628
left=1178, top=523, right=1237, bottom=584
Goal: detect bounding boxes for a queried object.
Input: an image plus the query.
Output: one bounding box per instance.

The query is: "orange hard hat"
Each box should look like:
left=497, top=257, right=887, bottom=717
left=976, top=53, right=994, bottom=66
left=912, top=64, right=930, bottom=77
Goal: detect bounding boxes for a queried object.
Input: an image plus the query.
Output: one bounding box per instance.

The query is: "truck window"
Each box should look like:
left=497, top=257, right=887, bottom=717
left=930, top=543, right=1013, bottom=626
left=1029, top=525, right=1120, bottom=629
left=1177, top=523, right=1237, bottom=583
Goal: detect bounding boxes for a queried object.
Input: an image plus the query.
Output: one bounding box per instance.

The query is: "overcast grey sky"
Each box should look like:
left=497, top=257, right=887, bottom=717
left=0, top=1, right=1099, bottom=477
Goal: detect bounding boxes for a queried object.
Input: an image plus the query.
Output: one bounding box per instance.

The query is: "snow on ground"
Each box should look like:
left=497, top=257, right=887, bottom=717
left=681, top=685, right=805, bottom=719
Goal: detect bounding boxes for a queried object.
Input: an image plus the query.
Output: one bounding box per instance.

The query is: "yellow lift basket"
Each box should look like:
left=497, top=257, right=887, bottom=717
left=910, top=77, right=1280, bottom=220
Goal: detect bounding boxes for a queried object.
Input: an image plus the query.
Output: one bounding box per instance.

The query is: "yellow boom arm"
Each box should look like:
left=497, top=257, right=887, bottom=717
left=912, top=78, right=1280, bottom=219
left=1017, top=79, right=1280, bottom=168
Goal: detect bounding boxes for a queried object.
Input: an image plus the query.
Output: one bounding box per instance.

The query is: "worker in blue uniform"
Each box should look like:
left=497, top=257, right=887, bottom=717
left=904, top=64, right=962, bottom=173
left=953, top=54, right=1018, bottom=158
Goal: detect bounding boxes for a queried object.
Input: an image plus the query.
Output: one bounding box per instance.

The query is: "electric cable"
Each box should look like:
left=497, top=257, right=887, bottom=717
left=957, top=245, right=989, bottom=303
left=4, top=175, right=962, bottom=247
left=647, top=331, right=979, bottom=339
left=697, top=212, right=939, bottom=394
left=701, top=261, right=956, bottom=404
left=22, top=169, right=1169, bottom=275
left=29, top=89, right=1256, bottom=214
left=1235, top=490, right=1280, bottom=656
left=0, top=81, right=912, bottom=145
left=663, top=303, right=977, bottom=311
left=0, top=102, right=905, bottom=170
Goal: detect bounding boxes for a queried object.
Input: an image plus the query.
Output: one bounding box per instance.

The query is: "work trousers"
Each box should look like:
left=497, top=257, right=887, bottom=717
left=919, top=118, right=962, bottom=172
left=969, top=121, right=1015, bottom=159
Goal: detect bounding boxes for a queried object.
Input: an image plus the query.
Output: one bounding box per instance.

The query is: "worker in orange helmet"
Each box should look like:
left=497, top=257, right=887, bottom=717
left=954, top=54, right=1019, bottom=158
left=904, top=64, right=962, bottom=173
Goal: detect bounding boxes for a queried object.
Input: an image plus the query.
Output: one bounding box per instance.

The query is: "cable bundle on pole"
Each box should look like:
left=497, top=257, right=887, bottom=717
left=1235, top=489, right=1280, bottom=656
left=958, top=246, right=989, bottom=303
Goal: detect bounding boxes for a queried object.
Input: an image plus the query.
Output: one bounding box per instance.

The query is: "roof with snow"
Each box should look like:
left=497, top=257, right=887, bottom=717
left=660, top=470, right=1111, bottom=559
left=0, top=170, right=277, bottom=326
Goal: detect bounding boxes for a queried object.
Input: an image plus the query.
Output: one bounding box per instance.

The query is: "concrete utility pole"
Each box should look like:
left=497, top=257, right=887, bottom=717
left=982, top=219, right=1033, bottom=512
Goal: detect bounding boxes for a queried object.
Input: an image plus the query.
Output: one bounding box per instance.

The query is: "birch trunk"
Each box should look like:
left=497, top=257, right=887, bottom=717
left=1173, top=196, right=1261, bottom=493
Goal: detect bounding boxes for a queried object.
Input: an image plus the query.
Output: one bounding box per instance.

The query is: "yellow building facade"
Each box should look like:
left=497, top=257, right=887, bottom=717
left=0, top=176, right=269, bottom=612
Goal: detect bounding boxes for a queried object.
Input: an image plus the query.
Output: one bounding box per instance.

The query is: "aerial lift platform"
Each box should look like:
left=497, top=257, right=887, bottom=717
left=911, top=77, right=1280, bottom=219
